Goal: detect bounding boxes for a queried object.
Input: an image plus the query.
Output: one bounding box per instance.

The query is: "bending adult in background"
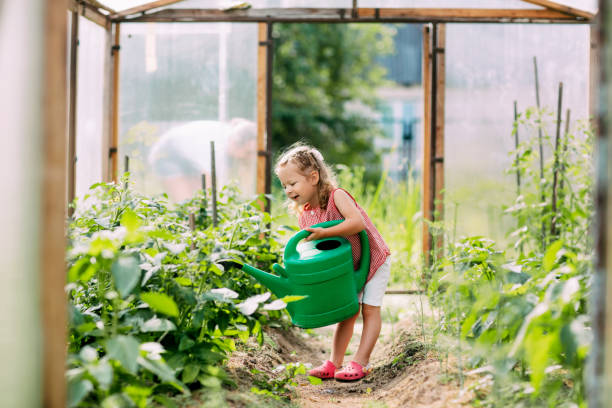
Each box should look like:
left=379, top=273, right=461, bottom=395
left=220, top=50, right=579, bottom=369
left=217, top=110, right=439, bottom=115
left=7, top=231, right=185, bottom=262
left=148, top=118, right=257, bottom=202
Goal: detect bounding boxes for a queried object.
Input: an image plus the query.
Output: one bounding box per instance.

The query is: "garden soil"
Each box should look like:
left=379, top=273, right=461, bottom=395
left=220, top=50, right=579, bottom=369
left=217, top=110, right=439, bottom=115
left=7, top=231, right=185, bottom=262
left=226, top=313, right=475, bottom=408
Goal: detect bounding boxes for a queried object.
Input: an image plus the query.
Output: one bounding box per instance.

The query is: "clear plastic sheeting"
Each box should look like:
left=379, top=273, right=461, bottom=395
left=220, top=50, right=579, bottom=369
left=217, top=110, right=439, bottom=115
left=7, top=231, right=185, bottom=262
left=98, top=0, right=151, bottom=12
left=96, top=0, right=598, bottom=13
left=119, top=23, right=258, bottom=202
left=358, top=0, right=542, bottom=9
left=157, top=0, right=353, bottom=9
left=554, top=0, right=597, bottom=13
left=75, top=16, right=106, bottom=198
left=444, top=24, right=590, bottom=243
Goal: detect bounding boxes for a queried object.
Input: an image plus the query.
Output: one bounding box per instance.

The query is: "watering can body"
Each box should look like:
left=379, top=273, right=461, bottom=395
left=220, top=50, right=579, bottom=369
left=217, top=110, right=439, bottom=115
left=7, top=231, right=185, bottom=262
left=240, top=220, right=370, bottom=329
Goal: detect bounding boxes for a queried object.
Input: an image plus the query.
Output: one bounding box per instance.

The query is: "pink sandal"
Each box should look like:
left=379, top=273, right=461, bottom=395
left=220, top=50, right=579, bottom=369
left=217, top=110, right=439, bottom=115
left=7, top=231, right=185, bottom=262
left=308, top=360, right=337, bottom=379
left=334, top=361, right=369, bottom=381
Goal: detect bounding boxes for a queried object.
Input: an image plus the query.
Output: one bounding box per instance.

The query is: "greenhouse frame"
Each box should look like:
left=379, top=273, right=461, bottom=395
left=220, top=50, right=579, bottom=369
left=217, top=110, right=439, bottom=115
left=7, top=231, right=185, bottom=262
left=4, top=0, right=611, bottom=407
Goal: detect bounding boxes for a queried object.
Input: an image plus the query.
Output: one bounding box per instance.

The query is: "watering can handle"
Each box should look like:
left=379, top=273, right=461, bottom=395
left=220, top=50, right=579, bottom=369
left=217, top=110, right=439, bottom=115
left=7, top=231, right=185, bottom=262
left=285, top=220, right=370, bottom=293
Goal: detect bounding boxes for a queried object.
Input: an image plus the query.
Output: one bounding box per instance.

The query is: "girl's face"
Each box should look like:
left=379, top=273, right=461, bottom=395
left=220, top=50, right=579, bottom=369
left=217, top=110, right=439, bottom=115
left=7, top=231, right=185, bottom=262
left=277, top=161, right=320, bottom=207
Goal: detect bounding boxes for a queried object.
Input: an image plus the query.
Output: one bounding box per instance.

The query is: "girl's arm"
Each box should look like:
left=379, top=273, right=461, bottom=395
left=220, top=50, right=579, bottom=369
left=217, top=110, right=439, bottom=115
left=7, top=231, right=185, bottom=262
left=304, top=189, right=365, bottom=241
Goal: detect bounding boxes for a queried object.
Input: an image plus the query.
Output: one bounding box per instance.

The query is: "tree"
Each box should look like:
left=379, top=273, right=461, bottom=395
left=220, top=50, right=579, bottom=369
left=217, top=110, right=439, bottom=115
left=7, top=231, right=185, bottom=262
left=271, top=23, right=395, bottom=183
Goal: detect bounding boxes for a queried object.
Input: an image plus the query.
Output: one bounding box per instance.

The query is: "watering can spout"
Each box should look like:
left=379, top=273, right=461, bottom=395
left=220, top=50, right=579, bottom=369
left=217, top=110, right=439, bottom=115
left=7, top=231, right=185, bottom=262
left=240, top=263, right=290, bottom=298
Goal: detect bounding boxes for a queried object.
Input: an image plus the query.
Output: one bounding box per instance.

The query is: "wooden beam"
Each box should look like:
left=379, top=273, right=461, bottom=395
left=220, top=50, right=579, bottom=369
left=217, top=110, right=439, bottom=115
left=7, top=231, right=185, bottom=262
left=68, top=0, right=109, bottom=28
left=433, top=24, right=446, bottom=254
left=101, top=22, right=113, bottom=182
left=111, top=0, right=186, bottom=19
left=256, top=23, right=268, bottom=209
left=422, top=24, right=432, bottom=264
left=67, top=11, right=79, bottom=215
left=42, top=0, right=69, bottom=406
left=590, top=23, right=600, bottom=125
left=521, top=0, right=594, bottom=19
left=110, top=24, right=120, bottom=183
left=115, top=7, right=588, bottom=23
left=363, top=7, right=583, bottom=20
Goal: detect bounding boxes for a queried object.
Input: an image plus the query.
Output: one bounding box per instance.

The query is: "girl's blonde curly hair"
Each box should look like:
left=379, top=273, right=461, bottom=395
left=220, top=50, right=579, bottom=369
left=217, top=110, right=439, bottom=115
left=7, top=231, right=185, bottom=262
left=274, top=143, right=337, bottom=214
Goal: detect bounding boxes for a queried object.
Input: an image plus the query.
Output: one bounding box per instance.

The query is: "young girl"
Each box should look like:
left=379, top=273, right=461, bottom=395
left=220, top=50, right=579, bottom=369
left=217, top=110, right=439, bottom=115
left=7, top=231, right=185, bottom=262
left=275, top=144, right=391, bottom=381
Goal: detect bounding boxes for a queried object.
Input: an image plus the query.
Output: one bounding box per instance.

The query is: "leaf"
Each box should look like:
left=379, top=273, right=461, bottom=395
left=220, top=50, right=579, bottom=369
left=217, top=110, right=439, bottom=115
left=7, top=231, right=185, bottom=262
left=88, top=358, right=113, bottom=390
left=281, top=295, right=308, bottom=303
left=164, top=242, right=187, bottom=255
left=174, top=277, right=192, bottom=286
left=123, top=385, right=152, bottom=407
left=112, top=256, right=141, bottom=298
left=140, top=342, right=165, bottom=359
left=182, top=363, right=200, bottom=383
left=106, top=335, right=140, bottom=374
left=543, top=240, right=563, bottom=272
left=179, top=336, right=196, bottom=351
left=198, top=375, right=222, bottom=388
left=101, top=394, right=132, bottom=408
left=79, top=346, right=98, bottom=362
left=561, top=277, right=580, bottom=303
left=153, top=395, right=179, bottom=408
left=141, top=292, right=179, bottom=317
left=263, top=299, right=287, bottom=310
left=236, top=292, right=271, bottom=316
left=307, top=375, right=322, bottom=385
left=210, top=287, right=239, bottom=300
left=137, top=356, right=189, bottom=394
left=68, top=379, right=93, bottom=408
left=120, top=209, right=141, bottom=232
left=141, top=317, right=177, bottom=332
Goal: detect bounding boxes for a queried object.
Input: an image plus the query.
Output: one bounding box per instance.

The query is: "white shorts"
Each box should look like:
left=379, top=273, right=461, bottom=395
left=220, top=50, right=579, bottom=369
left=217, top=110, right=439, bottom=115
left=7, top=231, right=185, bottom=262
left=358, top=256, right=391, bottom=307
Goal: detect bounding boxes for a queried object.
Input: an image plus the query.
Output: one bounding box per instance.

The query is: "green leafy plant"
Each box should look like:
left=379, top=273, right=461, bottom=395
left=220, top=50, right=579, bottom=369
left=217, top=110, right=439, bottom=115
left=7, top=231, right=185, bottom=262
left=428, top=111, right=593, bottom=406
left=66, top=178, right=295, bottom=407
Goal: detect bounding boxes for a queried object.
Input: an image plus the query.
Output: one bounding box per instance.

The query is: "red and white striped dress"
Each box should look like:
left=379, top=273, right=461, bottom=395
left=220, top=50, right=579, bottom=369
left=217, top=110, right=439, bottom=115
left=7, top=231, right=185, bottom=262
left=298, top=188, right=391, bottom=283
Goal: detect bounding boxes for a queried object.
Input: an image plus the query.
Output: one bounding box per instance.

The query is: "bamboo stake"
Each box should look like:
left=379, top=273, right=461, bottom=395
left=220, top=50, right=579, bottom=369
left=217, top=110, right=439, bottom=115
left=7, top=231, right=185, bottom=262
left=551, top=82, right=563, bottom=237
left=533, top=56, right=545, bottom=184
left=189, top=213, right=196, bottom=250
left=124, top=155, right=129, bottom=189
left=559, top=109, right=571, bottom=194
left=110, top=23, right=120, bottom=182
left=533, top=56, right=546, bottom=248
left=211, top=141, right=218, bottom=227
left=67, top=11, right=79, bottom=216
left=513, top=101, right=521, bottom=195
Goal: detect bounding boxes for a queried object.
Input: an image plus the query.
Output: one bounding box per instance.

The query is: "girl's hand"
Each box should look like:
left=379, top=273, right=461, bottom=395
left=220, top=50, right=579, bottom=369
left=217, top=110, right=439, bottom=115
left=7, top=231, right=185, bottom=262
left=304, top=227, right=328, bottom=242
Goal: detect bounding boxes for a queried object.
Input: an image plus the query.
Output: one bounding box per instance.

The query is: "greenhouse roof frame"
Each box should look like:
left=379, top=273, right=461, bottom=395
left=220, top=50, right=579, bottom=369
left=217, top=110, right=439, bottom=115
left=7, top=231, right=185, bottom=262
left=72, top=0, right=595, bottom=27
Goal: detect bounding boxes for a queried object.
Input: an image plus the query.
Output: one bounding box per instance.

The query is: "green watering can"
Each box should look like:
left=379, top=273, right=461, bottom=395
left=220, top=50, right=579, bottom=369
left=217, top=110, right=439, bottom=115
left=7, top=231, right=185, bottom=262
left=239, top=220, right=370, bottom=329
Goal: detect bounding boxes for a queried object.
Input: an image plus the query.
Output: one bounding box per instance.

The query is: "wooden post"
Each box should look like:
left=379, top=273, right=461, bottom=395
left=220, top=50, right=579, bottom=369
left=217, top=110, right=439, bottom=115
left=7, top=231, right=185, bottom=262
left=433, top=23, right=446, bottom=255
left=422, top=23, right=446, bottom=265
left=211, top=141, right=218, bottom=227
left=42, top=0, right=69, bottom=406
left=67, top=11, right=79, bottom=215
left=422, top=24, right=432, bottom=263
left=110, top=23, right=120, bottom=183
left=257, top=22, right=271, bottom=212
left=101, top=19, right=113, bottom=182
left=592, top=1, right=608, bottom=406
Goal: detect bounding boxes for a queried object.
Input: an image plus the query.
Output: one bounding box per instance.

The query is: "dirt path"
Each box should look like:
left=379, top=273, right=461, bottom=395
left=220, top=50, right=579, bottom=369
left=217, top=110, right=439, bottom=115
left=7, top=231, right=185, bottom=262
left=225, top=294, right=475, bottom=408
left=294, top=318, right=473, bottom=408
